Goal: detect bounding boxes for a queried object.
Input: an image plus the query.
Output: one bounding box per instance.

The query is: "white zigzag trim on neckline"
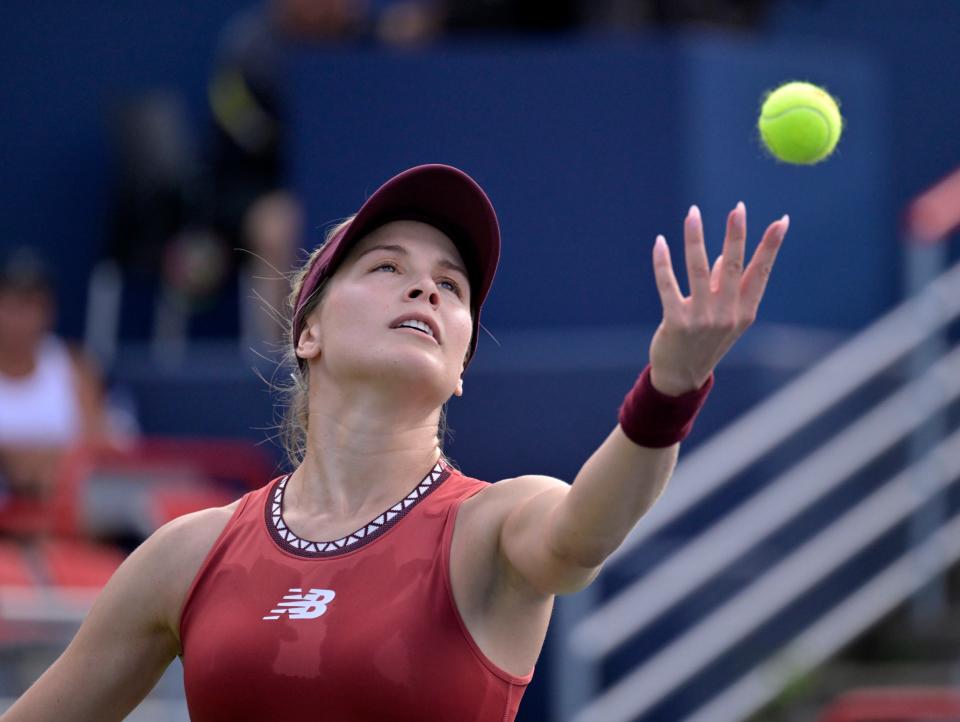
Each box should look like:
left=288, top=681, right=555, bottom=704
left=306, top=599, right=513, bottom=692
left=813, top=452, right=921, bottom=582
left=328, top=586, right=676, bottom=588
left=270, top=461, right=445, bottom=553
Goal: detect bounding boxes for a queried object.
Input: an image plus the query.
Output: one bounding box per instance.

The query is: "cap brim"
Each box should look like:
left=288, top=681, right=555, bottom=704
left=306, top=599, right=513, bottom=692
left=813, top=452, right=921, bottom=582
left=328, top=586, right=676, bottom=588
left=331, top=164, right=499, bottom=309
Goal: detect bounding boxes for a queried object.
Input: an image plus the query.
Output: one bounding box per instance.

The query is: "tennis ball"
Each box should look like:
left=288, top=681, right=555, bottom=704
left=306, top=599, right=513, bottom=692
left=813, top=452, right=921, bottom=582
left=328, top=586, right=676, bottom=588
left=758, top=81, right=843, bottom=164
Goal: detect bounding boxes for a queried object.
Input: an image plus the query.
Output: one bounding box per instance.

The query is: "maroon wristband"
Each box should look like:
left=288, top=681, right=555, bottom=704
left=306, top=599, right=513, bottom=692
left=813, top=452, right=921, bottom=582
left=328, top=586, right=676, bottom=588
left=617, top=364, right=714, bottom=448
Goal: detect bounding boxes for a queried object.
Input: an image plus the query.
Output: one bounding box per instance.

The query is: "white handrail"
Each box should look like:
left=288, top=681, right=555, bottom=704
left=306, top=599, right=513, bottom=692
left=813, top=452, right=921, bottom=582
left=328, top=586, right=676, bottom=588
left=681, top=503, right=960, bottom=722
left=571, top=343, right=960, bottom=659
left=572, top=424, right=960, bottom=722
left=606, top=259, right=960, bottom=565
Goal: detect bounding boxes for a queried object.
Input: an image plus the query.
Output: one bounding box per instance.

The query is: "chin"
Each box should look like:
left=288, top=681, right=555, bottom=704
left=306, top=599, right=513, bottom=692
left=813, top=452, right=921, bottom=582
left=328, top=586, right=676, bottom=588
left=334, top=345, right=455, bottom=396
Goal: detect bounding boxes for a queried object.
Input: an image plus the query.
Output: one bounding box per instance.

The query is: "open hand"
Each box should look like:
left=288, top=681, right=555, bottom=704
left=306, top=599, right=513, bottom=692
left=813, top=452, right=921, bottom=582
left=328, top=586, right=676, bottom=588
left=649, top=202, right=789, bottom=395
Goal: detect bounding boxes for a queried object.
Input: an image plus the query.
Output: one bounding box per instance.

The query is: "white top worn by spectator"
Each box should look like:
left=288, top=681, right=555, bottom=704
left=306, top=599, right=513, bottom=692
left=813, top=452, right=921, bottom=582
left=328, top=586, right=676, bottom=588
left=0, top=335, right=81, bottom=445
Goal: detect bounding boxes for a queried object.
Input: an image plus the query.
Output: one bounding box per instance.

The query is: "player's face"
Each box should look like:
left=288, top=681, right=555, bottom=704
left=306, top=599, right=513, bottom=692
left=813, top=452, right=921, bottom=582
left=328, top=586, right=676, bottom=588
left=302, top=221, right=473, bottom=400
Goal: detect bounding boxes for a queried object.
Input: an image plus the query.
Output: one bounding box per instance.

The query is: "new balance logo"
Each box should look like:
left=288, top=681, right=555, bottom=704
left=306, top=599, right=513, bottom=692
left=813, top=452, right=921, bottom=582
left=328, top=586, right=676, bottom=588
left=262, top=588, right=336, bottom=620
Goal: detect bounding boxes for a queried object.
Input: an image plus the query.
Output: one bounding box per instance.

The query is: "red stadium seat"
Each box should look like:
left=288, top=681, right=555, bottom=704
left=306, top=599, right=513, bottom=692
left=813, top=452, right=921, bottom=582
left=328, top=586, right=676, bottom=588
left=0, top=437, right=271, bottom=644
left=817, top=687, right=960, bottom=721
left=0, top=436, right=274, bottom=540
left=38, top=538, right=124, bottom=588
left=83, top=437, right=275, bottom=491
left=148, top=486, right=237, bottom=527
left=0, top=497, right=61, bottom=538
left=0, top=540, right=35, bottom=587
left=0, top=538, right=123, bottom=645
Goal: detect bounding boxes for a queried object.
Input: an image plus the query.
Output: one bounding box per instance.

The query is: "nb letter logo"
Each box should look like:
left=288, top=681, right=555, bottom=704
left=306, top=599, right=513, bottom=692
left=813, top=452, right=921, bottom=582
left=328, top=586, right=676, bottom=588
left=262, top=588, right=336, bottom=620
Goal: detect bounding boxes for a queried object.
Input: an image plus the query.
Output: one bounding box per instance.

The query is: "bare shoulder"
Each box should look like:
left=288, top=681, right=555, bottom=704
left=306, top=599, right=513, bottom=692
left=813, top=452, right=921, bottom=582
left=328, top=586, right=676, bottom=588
left=450, top=474, right=569, bottom=601
left=140, top=500, right=242, bottom=650
left=458, top=474, right=597, bottom=597
left=456, top=474, right=570, bottom=566
left=148, top=498, right=240, bottom=557
left=460, top=473, right=569, bottom=523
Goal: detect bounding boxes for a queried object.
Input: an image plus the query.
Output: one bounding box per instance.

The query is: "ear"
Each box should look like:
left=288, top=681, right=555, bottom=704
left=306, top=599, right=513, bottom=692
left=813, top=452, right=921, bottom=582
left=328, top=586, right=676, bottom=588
left=296, top=316, right=322, bottom=361
left=453, top=378, right=464, bottom=397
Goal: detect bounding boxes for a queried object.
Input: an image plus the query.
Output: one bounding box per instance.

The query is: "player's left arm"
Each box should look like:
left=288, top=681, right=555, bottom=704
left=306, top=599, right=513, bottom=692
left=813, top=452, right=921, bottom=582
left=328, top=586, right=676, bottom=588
left=497, top=202, right=790, bottom=596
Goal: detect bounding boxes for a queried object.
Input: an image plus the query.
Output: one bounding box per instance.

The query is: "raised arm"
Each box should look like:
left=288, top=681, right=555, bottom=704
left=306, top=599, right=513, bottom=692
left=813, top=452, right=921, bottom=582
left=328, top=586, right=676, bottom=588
left=499, top=202, right=789, bottom=596
left=0, top=509, right=227, bottom=722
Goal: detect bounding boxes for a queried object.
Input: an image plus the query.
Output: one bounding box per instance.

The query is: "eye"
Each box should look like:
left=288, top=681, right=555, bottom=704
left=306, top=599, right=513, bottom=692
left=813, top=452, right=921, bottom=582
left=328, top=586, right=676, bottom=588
left=372, top=262, right=398, bottom=273
left=439, top=278, right=463, bottom=297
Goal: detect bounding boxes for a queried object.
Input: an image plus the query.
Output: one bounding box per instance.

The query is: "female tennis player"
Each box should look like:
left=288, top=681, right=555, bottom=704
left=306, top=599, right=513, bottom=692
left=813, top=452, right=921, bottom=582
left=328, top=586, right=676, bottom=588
left=2, top=164, right=788, bottom=721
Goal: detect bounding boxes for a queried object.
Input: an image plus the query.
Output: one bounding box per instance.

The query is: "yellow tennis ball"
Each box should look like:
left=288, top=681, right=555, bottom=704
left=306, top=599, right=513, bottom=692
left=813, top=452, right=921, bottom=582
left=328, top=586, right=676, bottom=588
left=758, top=81, right=843, bottom=164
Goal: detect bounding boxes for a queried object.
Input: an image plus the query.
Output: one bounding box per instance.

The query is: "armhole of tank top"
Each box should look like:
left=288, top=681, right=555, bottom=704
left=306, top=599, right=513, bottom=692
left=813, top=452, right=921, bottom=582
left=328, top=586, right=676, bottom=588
left=440, top=485, right=535, bottom=687
left=177, top=492, right=253, bottom=646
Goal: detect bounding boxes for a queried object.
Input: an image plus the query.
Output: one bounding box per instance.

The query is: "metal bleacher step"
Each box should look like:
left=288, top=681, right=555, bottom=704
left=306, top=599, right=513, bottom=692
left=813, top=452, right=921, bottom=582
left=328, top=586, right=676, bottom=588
left=749, top=603, right=960, bottom=722
left=751, top=662, right=960, bottom=722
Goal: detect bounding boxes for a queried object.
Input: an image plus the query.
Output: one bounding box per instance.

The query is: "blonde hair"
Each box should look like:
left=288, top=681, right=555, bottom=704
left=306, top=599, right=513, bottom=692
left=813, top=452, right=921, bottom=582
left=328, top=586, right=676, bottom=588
left=276, top=216, right=454, bottom=471
left=277, top=217, right=352, bottom=470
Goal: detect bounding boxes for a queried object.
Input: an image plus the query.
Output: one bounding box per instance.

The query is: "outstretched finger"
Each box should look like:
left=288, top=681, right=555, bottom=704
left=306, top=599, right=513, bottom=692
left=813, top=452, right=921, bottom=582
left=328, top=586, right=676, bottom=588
left=718, top=202, right=747, bottom=305
left=652, top=235, right=684, bottom=318
left=684, top=205, right=712, bottom=306
left=741, top=215, right=789, bottom=314
left=710, top=254, right=724, bottom=293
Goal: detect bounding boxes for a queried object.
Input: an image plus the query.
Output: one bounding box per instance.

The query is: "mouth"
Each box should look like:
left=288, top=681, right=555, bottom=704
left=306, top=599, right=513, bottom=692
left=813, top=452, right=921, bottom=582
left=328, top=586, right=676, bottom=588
left=390, top=315, right=440, bottom=344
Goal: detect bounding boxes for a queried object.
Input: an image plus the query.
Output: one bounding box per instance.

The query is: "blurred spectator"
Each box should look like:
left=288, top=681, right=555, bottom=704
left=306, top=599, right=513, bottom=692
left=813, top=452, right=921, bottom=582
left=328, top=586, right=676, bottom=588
left=441, top=0, right=583, bottom=33
left=101, top=1, right=326, bottom=355
left=104, top=92, right=301, bottom=354
left=0, top=248, right=114, bottom=498
left=385, top=0, right=768, bottom=38
left=208, top=2, right=316, bottom=347
left=104, top=92, right=236, bottom=353
left=380, top=0, right=768, bottom=39
left=587, top=0, right=768, bottom=31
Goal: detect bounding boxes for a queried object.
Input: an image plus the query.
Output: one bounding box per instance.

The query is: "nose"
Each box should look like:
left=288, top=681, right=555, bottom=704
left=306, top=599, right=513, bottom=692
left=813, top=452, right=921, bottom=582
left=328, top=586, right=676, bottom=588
left=406, top=280, right=440, bottom=307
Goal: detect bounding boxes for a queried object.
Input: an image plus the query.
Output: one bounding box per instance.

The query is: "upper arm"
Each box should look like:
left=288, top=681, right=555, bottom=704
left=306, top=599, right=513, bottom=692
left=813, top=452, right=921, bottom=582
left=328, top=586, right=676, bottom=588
left=495, top=476, right=602, bottom=597
left=1, top=507, right=230, bottom=722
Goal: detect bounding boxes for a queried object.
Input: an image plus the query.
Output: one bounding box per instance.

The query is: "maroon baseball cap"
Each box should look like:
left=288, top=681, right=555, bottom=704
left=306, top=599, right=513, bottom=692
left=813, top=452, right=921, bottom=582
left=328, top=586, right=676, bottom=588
left=293, top=164, right=500, bottom=365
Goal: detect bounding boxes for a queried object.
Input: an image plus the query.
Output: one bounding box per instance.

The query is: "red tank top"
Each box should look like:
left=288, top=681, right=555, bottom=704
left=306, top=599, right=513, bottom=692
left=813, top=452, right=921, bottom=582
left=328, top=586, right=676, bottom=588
left=179, top=461, right=533, bottom=722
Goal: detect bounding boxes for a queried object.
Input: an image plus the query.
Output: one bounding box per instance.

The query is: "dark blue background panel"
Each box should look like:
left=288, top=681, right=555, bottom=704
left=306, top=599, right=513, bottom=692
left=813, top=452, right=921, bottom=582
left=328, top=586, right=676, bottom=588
left=289, top=40, right=684, bottom=333
left=288, top=38, right=892, bottom=337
